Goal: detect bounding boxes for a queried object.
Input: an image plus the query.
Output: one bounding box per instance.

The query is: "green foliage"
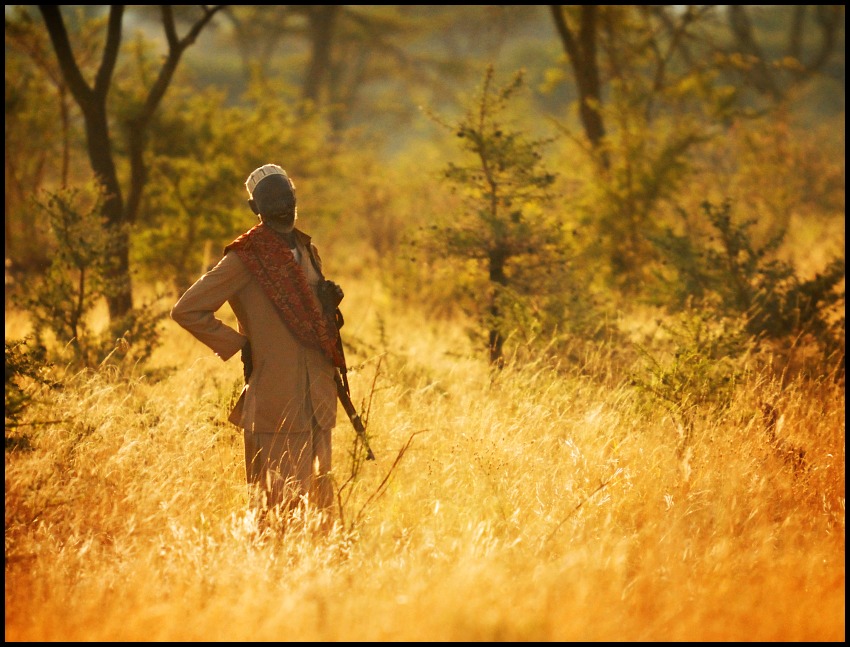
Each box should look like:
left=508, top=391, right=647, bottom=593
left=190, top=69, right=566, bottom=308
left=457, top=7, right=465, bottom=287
left=652, top=199, right=845, bottom=369
left=4, top=6, right=74, bottom=271
left=134, top=86, right=247, bottom=292
left=132, top=73, right=350, bottom=294
left=421, top=65, right=575, bottom=365
left=5, top=337, right=55, bottom=448
left=14, top=183, right=165, bottom=369
left=631, top=305, right=751, bottom=453
left=548, top=6, right=753, bottom=293
left=15, top=183, right=110, bottom=361
left=632, top=197, right=844, bottom=450
left=588, top=117, right=713, bottom=288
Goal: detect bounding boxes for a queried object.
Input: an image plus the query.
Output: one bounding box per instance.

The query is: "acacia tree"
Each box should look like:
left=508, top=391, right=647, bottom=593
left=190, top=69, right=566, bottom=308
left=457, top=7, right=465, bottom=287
left=37, top=5, right=225, bottom=324
left=301, top=6, right=341, bottom=109
left=547, top=5, right=845, bottom=295
left=220, top=5, right=341, bottom=117
left=547, top=5, right=745, bottom=290
left=221, top=6, right=484, bottom=136
left=723, top=5, right=844, bottom=102
left=548, top=6, right=844, bottom=157
left=424, top=66, right=568, bottom=367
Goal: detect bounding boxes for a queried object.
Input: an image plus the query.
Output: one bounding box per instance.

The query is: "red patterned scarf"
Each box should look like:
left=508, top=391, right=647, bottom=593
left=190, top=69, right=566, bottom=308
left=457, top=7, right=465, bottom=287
left=225, top=224, right=344, bottom=368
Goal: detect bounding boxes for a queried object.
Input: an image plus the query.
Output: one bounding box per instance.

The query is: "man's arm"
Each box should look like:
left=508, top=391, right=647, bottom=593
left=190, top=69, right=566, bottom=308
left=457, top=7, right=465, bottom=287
left=171, top=252, right=250, bottom=361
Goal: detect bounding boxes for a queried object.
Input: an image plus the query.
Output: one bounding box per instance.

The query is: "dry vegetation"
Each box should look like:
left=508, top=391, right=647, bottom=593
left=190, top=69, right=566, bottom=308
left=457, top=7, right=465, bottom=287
left=5, top=5, right=845, bottom=642
left=5, top=274, right=845, bottom=642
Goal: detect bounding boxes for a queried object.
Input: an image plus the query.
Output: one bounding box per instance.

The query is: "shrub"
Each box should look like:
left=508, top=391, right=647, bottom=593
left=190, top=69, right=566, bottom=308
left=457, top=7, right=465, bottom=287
left=14, top=182, right=166, bottom=369
left=651, top=199, right=845, bottom=374
left=5, top=337, right=55, bottom=450
left=420, top=65, right=577, bottom=366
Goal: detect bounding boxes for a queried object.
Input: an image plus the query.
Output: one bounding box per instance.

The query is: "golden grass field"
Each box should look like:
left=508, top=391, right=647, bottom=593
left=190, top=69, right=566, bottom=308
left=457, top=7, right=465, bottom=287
left=5, top=274, right=845, bottom=642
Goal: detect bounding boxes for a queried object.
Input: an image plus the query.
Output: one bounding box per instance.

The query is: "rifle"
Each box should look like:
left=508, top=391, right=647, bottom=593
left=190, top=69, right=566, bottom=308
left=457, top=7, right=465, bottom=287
left=308, top=247, right=376, bottom=461
left=334, top=370, right=376, bottom=461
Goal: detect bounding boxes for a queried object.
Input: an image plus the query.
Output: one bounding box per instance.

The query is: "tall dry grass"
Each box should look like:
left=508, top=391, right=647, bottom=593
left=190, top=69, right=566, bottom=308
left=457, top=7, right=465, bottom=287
left=5, top=276, right=845, bottom=642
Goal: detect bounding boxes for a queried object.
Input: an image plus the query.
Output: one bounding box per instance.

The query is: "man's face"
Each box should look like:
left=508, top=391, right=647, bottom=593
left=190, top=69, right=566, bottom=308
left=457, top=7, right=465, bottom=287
left=252, top=175, right=296, bottom=231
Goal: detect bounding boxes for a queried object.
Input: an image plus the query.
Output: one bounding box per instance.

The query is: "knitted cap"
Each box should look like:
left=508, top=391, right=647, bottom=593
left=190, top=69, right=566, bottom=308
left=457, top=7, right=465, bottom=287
left=245, top=164, right=294, bottom=197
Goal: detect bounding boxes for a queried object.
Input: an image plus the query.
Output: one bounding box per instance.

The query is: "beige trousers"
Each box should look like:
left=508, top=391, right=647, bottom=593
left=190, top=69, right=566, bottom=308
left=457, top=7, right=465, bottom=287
left=244, top=423, right=334, bottom=520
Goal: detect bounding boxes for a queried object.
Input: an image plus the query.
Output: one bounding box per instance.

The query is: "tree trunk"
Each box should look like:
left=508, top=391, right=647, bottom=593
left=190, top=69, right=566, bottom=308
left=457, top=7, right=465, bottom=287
left=81, top=100, right=134, bottom=320
left=488, top=247, right=508, bottom=367
left=302, top=6, right=340, bottom=110
left=39, top=5, right=133, bottom=320
left=39, top=5, right=226, bottom=323
left=549, top=5, right=609, bottom=169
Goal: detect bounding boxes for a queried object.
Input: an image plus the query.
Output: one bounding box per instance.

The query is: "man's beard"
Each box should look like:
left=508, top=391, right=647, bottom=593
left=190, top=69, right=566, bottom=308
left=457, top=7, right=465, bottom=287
left=263, top=212, right=296, bottom=233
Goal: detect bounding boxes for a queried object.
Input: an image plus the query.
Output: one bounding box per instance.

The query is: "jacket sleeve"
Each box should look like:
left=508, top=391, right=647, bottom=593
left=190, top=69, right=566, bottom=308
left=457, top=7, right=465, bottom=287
left=171, top=252, right=251, bottom=361
left=310, top=243, right=323, bottom=274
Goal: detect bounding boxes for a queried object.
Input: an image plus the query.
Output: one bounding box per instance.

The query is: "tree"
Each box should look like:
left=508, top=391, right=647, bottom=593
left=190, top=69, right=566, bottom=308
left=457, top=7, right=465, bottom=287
left=548, top=5, right=607, bottom=167
left=14, top=181, right=164, bottom=368
left=36, top=5, right=225, bottom=324
left=423, top=66, right=567, bottom=367
left=301, top=6, right=341, bottom=110
left=547, top=5, right=742, bottom=290
left=219, top=6, right=291, bottom=86
left=723, top=5, right=844, bottom=102
left=650, top=199, right=846, bottom=377
left=218, top=6, right=484, bottom=137
left=135, top=87, right=245, bottom=294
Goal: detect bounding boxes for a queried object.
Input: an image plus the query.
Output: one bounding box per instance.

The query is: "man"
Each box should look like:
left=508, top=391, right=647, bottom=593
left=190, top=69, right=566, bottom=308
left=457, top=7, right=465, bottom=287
left=171, top=164, right=345, bottom=529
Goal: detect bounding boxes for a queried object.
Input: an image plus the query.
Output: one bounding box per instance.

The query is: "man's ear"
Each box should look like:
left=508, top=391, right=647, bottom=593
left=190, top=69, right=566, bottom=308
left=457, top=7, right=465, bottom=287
left=248, top=198, right=259, bottom=215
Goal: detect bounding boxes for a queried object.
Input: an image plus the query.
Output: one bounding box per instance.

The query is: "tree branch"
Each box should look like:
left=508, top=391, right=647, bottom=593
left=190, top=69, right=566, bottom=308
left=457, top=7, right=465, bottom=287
left=93, top=5, right=124, bottom=96
left=37, top=6, right=99, bottom=108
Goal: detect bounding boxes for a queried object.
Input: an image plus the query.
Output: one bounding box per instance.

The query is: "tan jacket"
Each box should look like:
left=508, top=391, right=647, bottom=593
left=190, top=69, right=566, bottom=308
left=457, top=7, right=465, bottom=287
left=171, top=234, right=337, bottom=434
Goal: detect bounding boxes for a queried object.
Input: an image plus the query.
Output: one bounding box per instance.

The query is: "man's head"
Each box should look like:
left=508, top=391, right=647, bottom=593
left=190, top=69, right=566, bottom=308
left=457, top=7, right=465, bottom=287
left=245, top=164, right=297, bottom=232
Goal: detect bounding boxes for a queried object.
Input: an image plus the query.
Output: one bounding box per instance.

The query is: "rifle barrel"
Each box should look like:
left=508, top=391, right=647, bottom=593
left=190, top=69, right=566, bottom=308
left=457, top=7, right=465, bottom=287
left=335, top=372, right=376, bottom=460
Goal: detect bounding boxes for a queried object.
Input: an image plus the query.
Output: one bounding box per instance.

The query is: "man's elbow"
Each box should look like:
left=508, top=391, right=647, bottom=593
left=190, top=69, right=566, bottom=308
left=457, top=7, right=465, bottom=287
left=170, top=300, right=188, bottom=327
